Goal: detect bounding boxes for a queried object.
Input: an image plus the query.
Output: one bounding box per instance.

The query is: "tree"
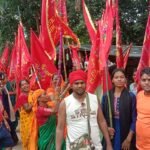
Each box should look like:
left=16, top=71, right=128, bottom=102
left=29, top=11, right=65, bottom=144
left=0, top=0, right=40, bottom=52
left=0, top=0, right=149, bottom=52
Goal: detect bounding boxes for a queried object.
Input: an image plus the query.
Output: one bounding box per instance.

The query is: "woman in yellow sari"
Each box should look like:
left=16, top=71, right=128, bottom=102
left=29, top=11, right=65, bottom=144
left=16, top=79, right=44, bottom=150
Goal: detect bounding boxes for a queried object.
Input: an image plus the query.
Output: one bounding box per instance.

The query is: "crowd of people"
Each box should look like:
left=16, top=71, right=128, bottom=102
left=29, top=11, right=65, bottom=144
left=0, top=67, right=150, bottom=150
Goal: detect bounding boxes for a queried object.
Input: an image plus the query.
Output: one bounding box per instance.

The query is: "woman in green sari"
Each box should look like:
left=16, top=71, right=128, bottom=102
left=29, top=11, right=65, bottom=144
left=37, top=86, right=66, bottom=150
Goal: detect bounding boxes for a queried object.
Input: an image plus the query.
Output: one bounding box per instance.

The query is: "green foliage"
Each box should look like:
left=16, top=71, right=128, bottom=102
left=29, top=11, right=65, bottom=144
left=0, top=0, right=149, bottom=52
left=119, top=0, right=148, bottom=45
left=0, top=0, right=41, bottom=52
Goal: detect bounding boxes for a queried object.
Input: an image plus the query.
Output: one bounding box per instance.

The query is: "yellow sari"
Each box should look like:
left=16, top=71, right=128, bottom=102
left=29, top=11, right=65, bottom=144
left=20, top=89, right=44, bottom=150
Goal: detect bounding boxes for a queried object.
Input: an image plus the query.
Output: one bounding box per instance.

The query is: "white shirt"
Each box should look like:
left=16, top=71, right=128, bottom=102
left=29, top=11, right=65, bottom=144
left=65, top=93, right=102, bottom=150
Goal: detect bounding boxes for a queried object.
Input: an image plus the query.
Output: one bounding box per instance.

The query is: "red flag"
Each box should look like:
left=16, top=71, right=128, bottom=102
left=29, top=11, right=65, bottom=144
left=8, top=39, right=17, bottom=81
left=69, top=45, right=81, bottom=70
left=136, top=13, right=150, bottom=85
left=29, top=73, right=39, bottom=91
left=98, top=2, right=114, bottom=92
left=40, top=0, right=80, bottom=60
left=86, top=31, right=101, bottom=93
left=123, top=43, right=132, bottom=69
left=57, top=0, right=68, bottom=24
left=99, top=3, right=115, bottom=70
left=16, top=23, right=32, bottom=82
left=82, top=0, right=97, bottom=44
left=47, top=0, right=79, bottom=45
left=30, top=29, right=57, bottom=90
left=0, top=44, right=9, bottom=73
left=86, top=2, right=114, bottom=93
left=40, top=0, right=56, bottom=59
left=115, top=0, right=124, bottom=68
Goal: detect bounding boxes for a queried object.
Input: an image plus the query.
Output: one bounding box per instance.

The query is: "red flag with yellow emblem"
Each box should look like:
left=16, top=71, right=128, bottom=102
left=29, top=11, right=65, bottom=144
left=30, top=29, right=57, bottom=90
left=86, top=30, right=101, bottom=93
left=40, top=0, right=80, bottom=60
left=99, top=3, right=115, bottom=70
left=16, top=23, right=32, bottom=82
left=69, top=45, right=81, bottom=70
left=57, top=0, right=68, bottom=24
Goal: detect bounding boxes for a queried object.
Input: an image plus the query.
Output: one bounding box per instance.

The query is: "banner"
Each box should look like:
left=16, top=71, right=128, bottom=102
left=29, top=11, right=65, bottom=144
left=30, top=30, right=57, bottom=89
left=136, top=13, right=150, bottom=84
left=16, top=23, right=31, bottom=82
left=82, top=0, right=97, bottom=44
left=69, top=45, right=81, bottom=70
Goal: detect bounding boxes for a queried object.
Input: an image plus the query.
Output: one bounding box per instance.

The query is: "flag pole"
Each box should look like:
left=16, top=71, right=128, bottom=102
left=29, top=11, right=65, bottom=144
left=57, top=0, right=64, bottom=88
left=63, top=44, right=68, bottom=82
left=32, top=65, right=42, bottom=89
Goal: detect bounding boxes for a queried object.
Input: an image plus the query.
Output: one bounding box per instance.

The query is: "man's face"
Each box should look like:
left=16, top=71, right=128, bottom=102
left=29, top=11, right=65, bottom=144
left=140, top=73, right=150, bottom=93
left=71, top=80, right=86, bottom=96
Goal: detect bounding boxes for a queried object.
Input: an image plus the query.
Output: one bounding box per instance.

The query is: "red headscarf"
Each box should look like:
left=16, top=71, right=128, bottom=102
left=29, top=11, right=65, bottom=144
left=69, top=70, right=87, bottom=85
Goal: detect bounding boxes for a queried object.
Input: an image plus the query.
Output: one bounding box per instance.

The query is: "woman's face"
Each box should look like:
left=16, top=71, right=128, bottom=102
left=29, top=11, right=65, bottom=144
left=112, top=71, right=126, bottom=88
left=20, top=80, right=30, bottom=93
left=52, top=75, right=61, bottom=86
left=133, top=71, right=136, bottom=82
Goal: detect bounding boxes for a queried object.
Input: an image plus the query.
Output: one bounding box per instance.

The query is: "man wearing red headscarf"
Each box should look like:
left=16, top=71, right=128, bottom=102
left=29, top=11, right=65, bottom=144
left=56, top=70, right=112, bottom=150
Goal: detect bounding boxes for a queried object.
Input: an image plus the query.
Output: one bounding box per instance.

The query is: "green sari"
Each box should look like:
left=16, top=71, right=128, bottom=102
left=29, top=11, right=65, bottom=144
left=38, top=115, right=66, bottom=150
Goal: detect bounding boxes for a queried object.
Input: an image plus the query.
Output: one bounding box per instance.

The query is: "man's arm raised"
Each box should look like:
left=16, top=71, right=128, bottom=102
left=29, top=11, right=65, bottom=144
left=56, top=100, right=66, bottom=150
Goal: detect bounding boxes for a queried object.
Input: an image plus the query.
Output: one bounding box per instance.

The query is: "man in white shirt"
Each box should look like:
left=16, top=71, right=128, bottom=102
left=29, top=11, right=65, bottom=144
left=56, top=70, right=112, bottom=150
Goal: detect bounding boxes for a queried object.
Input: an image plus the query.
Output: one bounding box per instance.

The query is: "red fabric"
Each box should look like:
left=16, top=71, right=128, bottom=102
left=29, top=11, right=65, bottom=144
left=86, top=31, right=100, bottom=93
left=8, top=37, right=17, bottom=81
left=69, top=70, right=87, bottom=85
left=136, top=13, right=150, bottom=89
left=0, top=112, right=2, bottom=122
left=70, top=45, right=81, bottom=69
left=16, top=23, right=32, bottom=82
left=29, top=73, right=39, bottom=90
left=0, top=45, right=9, bottom=73
left=86, top=1, right=115, bottom=93
left=115, top=0, right=124, bottom=68
left=36, top=106, right=51, bottom=126
left=82, top=0, right=97, bottom=44
left=40, top=0, right=56, bottom=59
left=30, top=30, right=57, bottom=90
left=40, top=0, right=80, bottom=60
left=99, top=3, right=115, bottom=71
left=123, top=43, right=132, bottom=69
left=15, top=93, right=28, bottom=110
left=57, top=0, right=68, bottom=24
left=101, top=68, right=112, bottom=93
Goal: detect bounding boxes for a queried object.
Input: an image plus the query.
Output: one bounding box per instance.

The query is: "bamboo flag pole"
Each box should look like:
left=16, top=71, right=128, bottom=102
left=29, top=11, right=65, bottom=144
left=63, top=44, right=68, bottom=82
left=57, top=0, right=64, bottom=87
left=32, top=65, right=42, bottom=89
